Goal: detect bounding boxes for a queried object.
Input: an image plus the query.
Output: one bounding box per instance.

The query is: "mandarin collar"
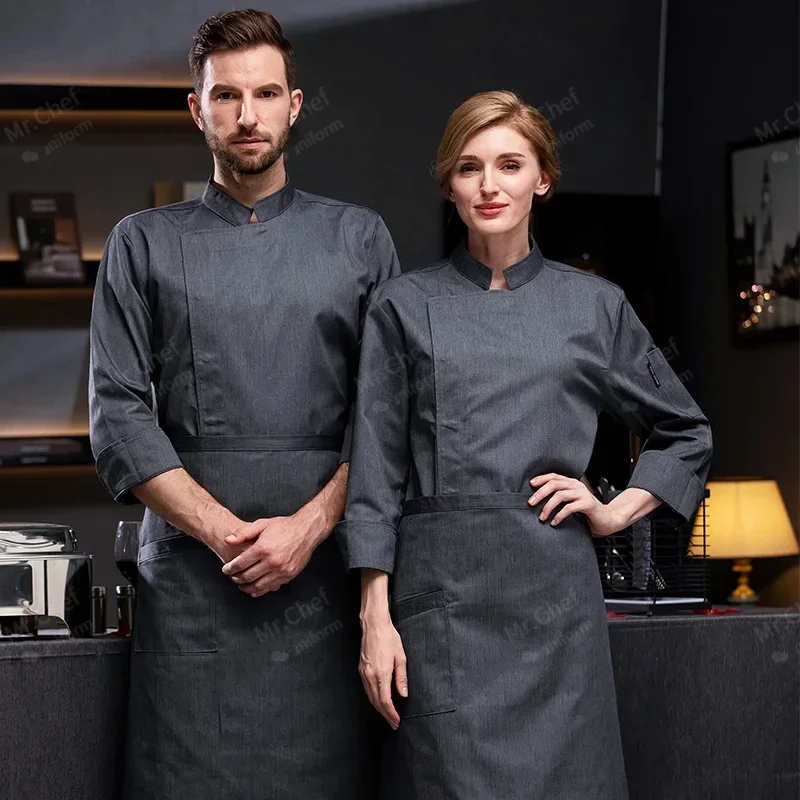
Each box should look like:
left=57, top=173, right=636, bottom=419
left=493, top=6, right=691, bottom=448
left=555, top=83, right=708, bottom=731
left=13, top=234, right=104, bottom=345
left=202, top=174, right=296, bottom=226
left=450, top=239, right=544, bottom=290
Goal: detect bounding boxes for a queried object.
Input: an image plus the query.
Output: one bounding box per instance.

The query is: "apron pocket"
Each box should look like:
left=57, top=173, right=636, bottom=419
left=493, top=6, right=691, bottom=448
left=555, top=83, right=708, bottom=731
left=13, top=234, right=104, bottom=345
left=135, top=535, right=218, bottom=654
left=392, top=589, right=456, bottom=718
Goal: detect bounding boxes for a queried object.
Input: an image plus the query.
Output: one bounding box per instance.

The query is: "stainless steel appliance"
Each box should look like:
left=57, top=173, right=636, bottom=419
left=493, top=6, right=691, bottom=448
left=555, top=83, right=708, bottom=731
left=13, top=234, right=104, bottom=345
left=0, top=522, right=92, bottom=637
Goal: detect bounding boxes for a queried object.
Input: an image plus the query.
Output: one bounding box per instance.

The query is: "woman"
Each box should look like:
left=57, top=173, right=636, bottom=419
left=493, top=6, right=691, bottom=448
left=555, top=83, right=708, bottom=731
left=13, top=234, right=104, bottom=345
left=334, top=91, right=712, bottom=799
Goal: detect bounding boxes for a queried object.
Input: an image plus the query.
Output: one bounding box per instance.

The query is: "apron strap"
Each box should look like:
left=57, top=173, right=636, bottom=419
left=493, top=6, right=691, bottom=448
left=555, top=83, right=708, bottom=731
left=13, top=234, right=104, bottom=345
left=170, top=434, right=343, bottom=453
left=403, top=492, right=532, bottom=515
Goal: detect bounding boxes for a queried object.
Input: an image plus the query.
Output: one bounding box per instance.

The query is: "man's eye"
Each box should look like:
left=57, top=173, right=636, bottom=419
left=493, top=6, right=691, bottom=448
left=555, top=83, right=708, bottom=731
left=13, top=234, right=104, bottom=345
left=217, top=92, right=234, bottom=101
left=260, top=91, right=275, bottom=98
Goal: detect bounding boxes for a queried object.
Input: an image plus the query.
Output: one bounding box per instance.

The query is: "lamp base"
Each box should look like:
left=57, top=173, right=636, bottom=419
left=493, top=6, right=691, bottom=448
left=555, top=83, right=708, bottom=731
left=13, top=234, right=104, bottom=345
left=727, top=558, right=759, bottom=604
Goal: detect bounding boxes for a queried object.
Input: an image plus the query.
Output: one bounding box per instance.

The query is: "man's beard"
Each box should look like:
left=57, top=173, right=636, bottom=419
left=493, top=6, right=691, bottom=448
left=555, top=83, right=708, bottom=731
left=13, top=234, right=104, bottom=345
left=205, top=117, right=291, bottom=175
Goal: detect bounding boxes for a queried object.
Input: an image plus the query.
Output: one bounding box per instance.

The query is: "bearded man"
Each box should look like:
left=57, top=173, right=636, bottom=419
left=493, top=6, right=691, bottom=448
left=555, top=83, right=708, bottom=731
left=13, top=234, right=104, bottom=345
left=89, top=9, right=399, bottom=799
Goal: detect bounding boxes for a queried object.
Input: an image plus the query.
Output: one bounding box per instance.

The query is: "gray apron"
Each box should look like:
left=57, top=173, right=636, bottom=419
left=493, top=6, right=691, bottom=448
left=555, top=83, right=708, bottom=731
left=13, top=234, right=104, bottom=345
left=123, top=228, right=383, bottom=800
left=381, top=292, right=629, bottom=799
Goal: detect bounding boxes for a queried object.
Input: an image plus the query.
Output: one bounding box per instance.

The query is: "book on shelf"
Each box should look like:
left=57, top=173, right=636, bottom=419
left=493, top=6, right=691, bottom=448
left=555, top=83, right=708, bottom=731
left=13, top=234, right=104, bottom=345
left=8, top=193, right=86, bottom=285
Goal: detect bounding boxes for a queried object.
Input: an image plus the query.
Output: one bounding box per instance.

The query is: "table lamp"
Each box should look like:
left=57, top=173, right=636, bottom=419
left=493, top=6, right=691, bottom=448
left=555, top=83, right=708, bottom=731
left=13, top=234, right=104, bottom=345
left=693, top=478, right=799, bottom=603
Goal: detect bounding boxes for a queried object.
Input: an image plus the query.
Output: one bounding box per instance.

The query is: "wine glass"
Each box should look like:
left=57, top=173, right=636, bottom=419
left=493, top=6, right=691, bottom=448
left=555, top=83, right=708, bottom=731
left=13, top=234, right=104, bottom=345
left=114, top=521, right=141, bottom=588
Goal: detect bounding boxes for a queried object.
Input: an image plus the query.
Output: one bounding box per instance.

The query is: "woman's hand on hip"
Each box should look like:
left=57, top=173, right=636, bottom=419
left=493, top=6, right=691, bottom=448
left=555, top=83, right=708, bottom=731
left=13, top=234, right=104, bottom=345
left=359, top=613, right=408, bottom=729
left=528, top=473, right=625, bottom=536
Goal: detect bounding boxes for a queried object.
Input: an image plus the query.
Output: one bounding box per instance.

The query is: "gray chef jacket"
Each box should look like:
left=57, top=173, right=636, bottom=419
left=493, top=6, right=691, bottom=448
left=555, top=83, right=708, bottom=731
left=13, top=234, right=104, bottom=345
left=334, top=241, right=713, bottom=799
left=90, top=177, right=398, bottom=500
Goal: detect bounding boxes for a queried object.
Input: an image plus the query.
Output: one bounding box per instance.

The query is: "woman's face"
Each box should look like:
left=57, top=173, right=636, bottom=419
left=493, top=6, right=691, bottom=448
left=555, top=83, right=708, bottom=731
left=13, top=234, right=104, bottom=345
left=449, top=124, right=550, bottom=239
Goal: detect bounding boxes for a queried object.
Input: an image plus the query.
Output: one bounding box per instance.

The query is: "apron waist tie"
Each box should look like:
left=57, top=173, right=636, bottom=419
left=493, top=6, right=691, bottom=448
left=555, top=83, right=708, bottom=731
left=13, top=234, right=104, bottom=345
left=403, top=492, right=532, bottom=515
left=169, top=434, right=343, bottom=453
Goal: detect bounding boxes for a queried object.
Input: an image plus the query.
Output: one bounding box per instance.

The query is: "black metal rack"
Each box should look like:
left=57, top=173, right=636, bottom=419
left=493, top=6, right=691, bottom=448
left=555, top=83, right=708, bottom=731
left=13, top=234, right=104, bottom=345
left=598, top=487, right=711, bottom=614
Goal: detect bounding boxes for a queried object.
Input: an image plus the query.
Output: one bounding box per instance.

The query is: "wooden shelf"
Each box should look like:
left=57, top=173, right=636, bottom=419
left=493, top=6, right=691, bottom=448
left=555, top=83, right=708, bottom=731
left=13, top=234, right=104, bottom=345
left=0, top=286, right=93, bottom=300
left=0, top=260, right=99, bottom=300
left=0, top=463, right=95, bottom=477
left=0, top=109, right=194, bottom=129
left=1, top=84, right=191, bottom=111
left=0, top=84, right=196, bottom=134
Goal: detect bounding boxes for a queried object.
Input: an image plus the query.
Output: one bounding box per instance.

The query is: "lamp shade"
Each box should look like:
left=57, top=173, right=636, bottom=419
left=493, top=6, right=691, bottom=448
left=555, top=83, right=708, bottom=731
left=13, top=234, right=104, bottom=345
left=695, top=478, right=799, bottom=559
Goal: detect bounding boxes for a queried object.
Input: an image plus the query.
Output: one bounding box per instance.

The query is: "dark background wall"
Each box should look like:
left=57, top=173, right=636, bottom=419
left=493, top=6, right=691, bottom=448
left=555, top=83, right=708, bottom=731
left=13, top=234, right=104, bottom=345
left=661, top=0, right=799, bottom=603
left=1, top=0, right=797, bottom=613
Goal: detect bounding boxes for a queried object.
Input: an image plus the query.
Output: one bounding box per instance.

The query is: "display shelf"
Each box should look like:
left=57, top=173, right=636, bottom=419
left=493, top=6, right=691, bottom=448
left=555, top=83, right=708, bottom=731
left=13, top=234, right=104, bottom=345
left=0, top=286, right=94, bottom=300
left=0, top=463, right=95, bottom=477
left=0, top=260, right=100, bottom=295
left=0, top=84, right=196, bottom=135
left=1, top=84, right=192, bottom=112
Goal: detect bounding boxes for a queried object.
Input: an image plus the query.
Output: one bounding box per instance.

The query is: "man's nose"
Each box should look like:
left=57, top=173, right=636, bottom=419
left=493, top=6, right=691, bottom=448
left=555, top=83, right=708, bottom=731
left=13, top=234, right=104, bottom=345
left=238, top=98, right=258, bottom=128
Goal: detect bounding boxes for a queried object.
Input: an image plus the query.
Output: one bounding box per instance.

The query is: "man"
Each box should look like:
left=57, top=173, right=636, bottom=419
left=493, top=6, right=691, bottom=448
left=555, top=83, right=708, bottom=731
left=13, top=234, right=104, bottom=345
left=89, top=9, right=399, bottom=799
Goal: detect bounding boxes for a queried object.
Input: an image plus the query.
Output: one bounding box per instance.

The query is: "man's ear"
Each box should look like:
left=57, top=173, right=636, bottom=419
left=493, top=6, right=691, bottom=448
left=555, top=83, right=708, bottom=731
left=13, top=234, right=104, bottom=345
left=188, top=92, right=204, bottom=131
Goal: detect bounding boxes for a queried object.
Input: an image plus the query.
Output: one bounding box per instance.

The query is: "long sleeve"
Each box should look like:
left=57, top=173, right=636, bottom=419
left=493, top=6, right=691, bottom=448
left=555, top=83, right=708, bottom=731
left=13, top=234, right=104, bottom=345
left=89, top=224, right=183, bottom=505
left=334, top=293, right=409, bottom=573
left=600, top=292, right=713, bottom=522
left=338, top=213, right=401, bottom=466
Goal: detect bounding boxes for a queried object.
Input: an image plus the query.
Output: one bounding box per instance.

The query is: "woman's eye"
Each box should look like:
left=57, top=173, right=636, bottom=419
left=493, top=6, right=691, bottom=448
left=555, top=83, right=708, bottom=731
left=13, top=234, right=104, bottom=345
left=502, top=162, right=521, bottom=171
left=459, top=164, right=477, bottom=173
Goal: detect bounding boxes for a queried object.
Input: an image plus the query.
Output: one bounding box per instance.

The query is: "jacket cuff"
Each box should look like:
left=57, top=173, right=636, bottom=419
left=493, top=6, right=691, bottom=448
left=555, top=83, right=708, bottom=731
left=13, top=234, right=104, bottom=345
left=94, top=427, right=183, bottom=505
left=627, top=449, right=705, bottom=523
left=333, top=519, right=397, bottom=573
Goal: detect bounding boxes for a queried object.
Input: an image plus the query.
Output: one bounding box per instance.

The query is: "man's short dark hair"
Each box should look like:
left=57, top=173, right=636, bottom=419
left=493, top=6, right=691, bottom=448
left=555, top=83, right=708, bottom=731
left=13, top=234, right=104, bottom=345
left=189, top=9, right=296, bottom=92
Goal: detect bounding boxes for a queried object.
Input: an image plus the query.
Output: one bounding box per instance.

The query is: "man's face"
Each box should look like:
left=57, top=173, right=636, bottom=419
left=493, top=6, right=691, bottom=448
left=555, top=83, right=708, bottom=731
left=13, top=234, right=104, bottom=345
left=189, top=44, right=302, bottom=175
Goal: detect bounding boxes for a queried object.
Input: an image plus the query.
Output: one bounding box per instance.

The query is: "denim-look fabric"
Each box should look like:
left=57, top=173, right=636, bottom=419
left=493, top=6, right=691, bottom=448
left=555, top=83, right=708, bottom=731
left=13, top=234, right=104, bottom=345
left=89, top=176, right=400, bottom=799
left=335, top=241, right=713, bottom=799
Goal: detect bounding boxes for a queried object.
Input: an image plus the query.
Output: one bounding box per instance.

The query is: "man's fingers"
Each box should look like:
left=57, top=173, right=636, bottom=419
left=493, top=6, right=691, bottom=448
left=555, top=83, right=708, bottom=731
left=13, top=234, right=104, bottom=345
left=224, top=522, right=264, bottom=546
left=229, top=561, right=275, bottom=585
left=222, top=546, right=264, bottom=576
left=236, top=571, right=285, bottom=596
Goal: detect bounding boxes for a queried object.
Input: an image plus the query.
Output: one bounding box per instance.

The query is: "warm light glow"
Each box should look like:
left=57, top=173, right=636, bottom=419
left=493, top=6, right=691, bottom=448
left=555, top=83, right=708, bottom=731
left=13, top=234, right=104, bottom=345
left=750, top=314, right=759, bottom=323
left=754, top=305, right=762, bottom=313
left=693, top=479, right=799, bottom=559
left=739, top=291, right=747, bottom=299
left=0, top=77, right=193, bottom=88
left=0, top=249, right=104, bottom=261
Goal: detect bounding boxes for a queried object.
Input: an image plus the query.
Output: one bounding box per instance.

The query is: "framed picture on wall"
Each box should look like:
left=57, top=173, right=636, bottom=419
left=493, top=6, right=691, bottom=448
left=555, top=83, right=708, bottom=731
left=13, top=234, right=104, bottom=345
left=726, top=128, right=799, bottom=344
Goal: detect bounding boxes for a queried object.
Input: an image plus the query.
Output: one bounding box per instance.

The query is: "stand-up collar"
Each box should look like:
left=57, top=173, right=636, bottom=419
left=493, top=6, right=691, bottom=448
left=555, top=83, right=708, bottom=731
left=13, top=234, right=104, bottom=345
left=202, top=174, right=296, bottom=226
left=450, top=239, right=545, bottom=290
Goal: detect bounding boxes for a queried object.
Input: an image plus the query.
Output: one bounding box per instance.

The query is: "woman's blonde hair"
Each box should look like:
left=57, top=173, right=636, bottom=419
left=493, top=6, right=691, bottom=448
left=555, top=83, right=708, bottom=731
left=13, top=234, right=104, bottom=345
left=434, top=90, right=561, bottom=204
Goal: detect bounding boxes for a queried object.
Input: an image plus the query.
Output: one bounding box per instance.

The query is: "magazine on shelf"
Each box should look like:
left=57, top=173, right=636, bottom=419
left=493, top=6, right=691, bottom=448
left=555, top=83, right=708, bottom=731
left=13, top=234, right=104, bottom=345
left=8, top=192, right=85, bottom=285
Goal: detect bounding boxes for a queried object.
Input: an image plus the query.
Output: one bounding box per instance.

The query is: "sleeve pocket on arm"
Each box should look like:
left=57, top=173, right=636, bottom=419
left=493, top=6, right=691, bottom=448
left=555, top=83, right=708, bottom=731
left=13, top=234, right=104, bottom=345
left=644, top=346, right=705, bottom=420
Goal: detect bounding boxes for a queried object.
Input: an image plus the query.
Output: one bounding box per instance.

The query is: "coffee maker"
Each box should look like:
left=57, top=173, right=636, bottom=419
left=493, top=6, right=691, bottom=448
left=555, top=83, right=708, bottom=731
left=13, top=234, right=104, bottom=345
left=0, top=522, right=92, bottom=637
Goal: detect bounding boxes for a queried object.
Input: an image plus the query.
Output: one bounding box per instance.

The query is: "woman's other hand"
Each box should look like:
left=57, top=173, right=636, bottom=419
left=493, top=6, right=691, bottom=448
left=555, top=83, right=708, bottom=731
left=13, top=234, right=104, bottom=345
left=359, top=612, right=408, bottom=729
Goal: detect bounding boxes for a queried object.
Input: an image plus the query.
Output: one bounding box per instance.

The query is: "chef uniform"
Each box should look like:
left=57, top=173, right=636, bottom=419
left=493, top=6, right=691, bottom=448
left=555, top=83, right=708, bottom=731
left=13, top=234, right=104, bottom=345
left=335, top=241, right=713, bottom=799
left=89, top=177, right=400, bottom=799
